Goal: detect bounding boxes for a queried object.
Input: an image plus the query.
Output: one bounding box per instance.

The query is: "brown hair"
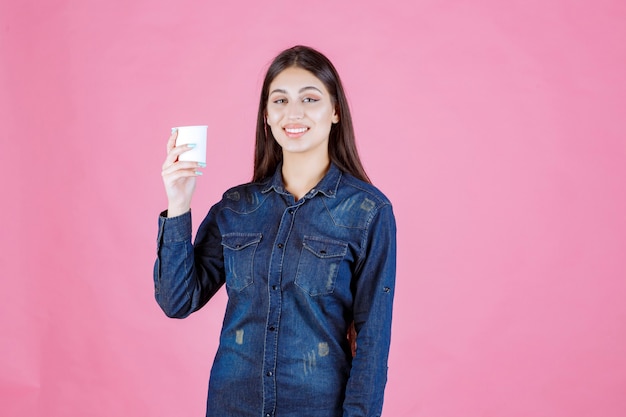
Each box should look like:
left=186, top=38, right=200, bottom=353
left=253, top=45, right=371, bottom=184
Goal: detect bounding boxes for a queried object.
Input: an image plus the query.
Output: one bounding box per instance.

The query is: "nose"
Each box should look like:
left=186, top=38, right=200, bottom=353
left=287, top=101, right=304, bottom=120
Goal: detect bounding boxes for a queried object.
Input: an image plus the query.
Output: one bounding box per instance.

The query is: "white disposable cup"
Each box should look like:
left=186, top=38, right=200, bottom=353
left=174, top=125, right=207, bottom=164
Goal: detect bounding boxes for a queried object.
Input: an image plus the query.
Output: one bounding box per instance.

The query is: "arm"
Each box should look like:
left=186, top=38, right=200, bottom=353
left=343, top=204, right=397, bottom=417
left=153, top=129, right=223, bottom=318
left=153, top=208, right=225, bottom=318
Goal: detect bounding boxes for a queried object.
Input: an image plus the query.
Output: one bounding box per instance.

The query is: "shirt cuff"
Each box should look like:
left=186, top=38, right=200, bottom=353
left=157, top=209, right=192, bottom=243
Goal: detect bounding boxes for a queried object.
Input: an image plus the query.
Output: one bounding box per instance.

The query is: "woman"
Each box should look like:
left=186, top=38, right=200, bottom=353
left=155, top=45, right=396, bottom=417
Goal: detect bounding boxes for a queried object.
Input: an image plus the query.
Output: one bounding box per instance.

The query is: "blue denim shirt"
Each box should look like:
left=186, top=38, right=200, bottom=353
left=154, top=163, right=396, bottom=417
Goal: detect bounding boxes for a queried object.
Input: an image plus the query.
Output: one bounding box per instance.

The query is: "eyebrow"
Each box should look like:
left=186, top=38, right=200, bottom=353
left=269, top=86, right=324, bottom=95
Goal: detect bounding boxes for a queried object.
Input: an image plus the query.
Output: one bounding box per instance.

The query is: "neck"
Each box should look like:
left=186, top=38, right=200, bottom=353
left=281, top=152, right=330, bottom=201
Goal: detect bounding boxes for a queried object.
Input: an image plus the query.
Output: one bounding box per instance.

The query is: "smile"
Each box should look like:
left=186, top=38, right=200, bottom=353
left=285, top=127, right=309, bottom=134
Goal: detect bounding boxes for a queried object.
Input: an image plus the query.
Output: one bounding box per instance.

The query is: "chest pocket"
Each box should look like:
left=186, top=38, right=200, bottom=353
left=222, top=233, right=262, bottom=291
left=295, top=236, right=348, bottom=296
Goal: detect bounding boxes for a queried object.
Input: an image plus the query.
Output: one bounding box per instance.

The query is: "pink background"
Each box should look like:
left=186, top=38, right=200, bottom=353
left=1, top=0, right=625, bottom=416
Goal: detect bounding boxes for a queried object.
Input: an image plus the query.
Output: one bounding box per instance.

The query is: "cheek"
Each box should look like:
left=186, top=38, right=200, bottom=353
left=266, top=115, right=283, bottom=138
left=311, top=103, right=336, bottom=121
left=269, top=124, right=281, bottom=138
left=266, top=110, right=281, bottom=126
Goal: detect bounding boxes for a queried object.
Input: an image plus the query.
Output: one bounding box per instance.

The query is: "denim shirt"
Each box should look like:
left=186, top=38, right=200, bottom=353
left=154, top=163, right=397, bottom=417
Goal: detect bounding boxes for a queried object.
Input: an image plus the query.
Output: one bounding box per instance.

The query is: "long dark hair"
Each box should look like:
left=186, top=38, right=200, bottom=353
left=253, top=45, right=371, bottom=184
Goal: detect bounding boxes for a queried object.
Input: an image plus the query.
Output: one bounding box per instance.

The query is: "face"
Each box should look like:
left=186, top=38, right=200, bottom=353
left=266, top=66, right=339, bottom=159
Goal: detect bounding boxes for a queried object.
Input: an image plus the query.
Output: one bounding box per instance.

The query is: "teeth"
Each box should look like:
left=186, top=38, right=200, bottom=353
left=286, top=127, right=308, bottom=133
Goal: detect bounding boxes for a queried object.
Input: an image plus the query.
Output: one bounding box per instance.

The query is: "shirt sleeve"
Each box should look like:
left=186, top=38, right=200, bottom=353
left=153, top=207, right=225, bottom=318
left=343, top=203, right=397, bottom=417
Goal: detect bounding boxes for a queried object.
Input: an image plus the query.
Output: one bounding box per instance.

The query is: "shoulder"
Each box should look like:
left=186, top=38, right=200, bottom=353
left=324, top=172, right=393, bottom=229
left=337, top=172, right=392, bottom=209
left=212, top=179, right=272, bottom=214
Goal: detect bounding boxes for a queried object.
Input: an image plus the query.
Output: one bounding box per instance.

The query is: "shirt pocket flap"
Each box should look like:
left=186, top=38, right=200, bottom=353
left=221, top=233, right=263, bottom=251
left=302, top=236, right=348, bottom=258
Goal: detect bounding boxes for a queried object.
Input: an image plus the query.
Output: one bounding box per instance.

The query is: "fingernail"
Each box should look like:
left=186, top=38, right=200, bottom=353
left=198, top=162, right=206, bottom=168
left=195, top=171, right=203, bottom=176
left=187, top=143, right=196, bottom=148
left=171, top=127, right=178, bottom=134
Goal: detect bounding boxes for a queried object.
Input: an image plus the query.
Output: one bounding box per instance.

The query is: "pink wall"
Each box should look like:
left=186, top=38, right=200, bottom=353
left=1, top=0, right=625, bottom=416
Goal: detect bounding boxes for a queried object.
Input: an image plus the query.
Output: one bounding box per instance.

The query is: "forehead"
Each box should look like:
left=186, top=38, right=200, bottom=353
left=269, top=67, right=328, bottom=94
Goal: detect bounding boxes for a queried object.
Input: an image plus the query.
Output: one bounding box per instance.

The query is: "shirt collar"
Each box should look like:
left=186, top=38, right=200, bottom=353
left=261, top=162, right=341, bottom=199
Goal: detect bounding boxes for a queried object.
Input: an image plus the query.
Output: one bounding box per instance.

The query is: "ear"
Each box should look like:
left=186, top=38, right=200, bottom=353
left=332, top=107, right=340, bottom=124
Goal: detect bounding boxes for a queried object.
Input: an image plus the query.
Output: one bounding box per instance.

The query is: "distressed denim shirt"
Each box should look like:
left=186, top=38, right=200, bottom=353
left=154, top=163, right=397, bottom=417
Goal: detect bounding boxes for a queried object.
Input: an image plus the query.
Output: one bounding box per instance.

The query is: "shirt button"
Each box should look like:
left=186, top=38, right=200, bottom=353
left=272, top=285, right=278, bottom=290
left=269, top=326, right=276, bottom=331
left=266, top=371, right=273, bottom=376
left=277, top=243, right=284, bottom=249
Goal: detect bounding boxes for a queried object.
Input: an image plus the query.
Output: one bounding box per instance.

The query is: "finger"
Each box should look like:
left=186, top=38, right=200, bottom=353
left=162, top=149, right=203, bottom=171
left=162, top=160, right=203, bottom=174
left=162, top=169, right=202, bottom=182
left=161, top=160, right=205, bottom=181
left=162, top=167, right=203, bottom=184
left=166, top=128, right=178, bottom=153
left=162, top=144, right=196, bottom=170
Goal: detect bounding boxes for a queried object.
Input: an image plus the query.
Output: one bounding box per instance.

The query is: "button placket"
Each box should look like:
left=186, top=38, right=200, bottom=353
left=262, top=204, right=299, bottom=415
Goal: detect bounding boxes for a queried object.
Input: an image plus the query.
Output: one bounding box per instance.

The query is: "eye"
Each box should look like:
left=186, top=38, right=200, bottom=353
left=303, top=97, right=319, bottom=103
left=273, top=98, right=286, bottom=104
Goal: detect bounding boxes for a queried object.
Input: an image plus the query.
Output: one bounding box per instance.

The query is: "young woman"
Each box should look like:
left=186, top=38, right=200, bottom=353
left=156, top=45, right=397, bottom=417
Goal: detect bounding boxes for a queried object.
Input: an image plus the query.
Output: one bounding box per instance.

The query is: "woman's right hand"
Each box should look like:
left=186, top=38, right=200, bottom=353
left=161, top=129, right=204, bottom=217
